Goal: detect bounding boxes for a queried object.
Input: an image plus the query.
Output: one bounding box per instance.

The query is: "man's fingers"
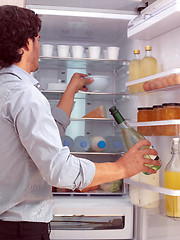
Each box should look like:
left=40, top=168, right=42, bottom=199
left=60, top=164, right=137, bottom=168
left=144, top=158, right=161, bottom=166
left=140, top=147, right=158, bottom=157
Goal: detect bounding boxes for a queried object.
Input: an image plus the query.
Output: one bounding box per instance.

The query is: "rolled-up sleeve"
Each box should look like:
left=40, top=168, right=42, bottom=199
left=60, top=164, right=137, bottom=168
left=3, top=85, right=96, bottom=190
left=51, top=106, right=70, bottom=136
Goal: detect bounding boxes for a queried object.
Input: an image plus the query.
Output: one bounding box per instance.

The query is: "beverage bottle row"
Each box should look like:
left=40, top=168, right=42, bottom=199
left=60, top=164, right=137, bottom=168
left=61, top=135, right=123, bottom=153
left=129, top=45, right=158, bottom=82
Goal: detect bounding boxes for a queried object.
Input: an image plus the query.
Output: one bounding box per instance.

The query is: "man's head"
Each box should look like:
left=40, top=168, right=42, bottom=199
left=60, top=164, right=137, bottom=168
left=0, top=5, right=41, bottom=70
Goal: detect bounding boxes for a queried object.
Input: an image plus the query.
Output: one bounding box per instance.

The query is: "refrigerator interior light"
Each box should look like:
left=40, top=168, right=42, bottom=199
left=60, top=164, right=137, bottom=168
left=27, top=5, right=137, bottom=20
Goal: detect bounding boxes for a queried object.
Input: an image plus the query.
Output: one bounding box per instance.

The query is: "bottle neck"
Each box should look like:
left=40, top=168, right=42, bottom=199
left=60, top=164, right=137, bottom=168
left=134, top=53, right=140, bottom=60
left=109, top=107, right=125, bottom=124
left=145, top=50, right=152, bottom=57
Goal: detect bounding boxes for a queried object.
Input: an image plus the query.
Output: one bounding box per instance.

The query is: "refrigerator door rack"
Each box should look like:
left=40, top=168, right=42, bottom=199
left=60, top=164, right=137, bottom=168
left=126, top=68, right=180, bottom=94
left=128, top=0, right=180, bottom=39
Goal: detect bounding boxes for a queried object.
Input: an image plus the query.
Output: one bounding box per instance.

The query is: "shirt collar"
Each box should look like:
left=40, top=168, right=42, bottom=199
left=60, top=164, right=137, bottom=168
left=0, top=65, right=39, bottom=87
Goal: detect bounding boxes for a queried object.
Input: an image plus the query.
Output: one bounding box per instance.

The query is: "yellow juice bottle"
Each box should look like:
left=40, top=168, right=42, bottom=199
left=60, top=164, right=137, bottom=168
left=165, top=138, right=180, bottom=218
left=140, top=46, right=157, bottom=78
left=129, top=49, right=141, bottom=93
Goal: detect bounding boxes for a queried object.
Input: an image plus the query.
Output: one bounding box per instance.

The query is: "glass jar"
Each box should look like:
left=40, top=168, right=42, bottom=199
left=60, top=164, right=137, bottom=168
left=162, top=103, right=180, bottom=136
left=137, top=107, right=153, bottom=136
left=152, top=105, right=163, bottom=136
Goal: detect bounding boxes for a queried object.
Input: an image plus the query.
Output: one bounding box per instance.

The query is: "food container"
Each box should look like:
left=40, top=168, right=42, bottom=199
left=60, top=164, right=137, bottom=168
left=107, top=46, right=120, bottom=60
left=57, top=45, right=70, bottom=58
left=162, top=103, right=180, bottom=135
left=137, top=107, right=153, bottom=136
left=71, top=45, right=84, bottom=58
left=41, top=44, right=54, bottom=57
left=84, top=75, right=110, bottom=92
left=88, top=46, right=101, bottom=59
left=152, top=105, right=163, bottom=136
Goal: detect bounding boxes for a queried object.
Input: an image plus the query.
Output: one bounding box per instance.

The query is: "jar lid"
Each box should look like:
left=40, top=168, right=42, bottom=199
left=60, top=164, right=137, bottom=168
left=162, top=103, right=180, bottom=107
left=153, top=105, right=163, bottom=109
left=138, top=107, right=153, bottom=110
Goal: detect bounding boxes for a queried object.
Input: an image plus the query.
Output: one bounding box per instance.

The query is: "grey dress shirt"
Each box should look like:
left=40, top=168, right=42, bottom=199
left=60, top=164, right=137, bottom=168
left=0, top=65, right=95, bottom=222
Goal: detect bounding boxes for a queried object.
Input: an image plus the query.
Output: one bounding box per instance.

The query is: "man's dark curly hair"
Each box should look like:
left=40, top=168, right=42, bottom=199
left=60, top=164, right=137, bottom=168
left=0, top=5, right=42, bottom=69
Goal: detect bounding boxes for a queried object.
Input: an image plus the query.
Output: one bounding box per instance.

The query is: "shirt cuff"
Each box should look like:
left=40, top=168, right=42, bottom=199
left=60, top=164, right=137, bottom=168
left=51, top=107, right=70, bottom=135
left=74, top=158, right=96, bottom=191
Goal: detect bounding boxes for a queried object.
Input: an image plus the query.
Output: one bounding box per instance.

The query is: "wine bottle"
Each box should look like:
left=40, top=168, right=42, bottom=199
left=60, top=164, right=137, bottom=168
left=109, top=106, right=161, bottom=175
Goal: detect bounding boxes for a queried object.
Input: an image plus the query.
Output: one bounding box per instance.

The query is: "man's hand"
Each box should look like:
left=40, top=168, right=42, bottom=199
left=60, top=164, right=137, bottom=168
left=87, top=139, right=162, bottom=188
left=115, top=139, right=162, bottom=178
left=67, top=73, right=94, bottom=94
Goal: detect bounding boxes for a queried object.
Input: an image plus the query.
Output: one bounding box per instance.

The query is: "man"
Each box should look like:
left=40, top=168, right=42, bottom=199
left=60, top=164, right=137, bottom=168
left=0, top=5, right=161, bottom=240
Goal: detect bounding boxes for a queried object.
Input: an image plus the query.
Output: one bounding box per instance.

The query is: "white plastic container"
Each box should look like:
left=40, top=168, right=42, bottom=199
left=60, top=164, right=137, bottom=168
left=88, top=46, right=101, bottom=59
left=104, top=136, right=122, bottom=153
left=57, top=45, right=70, bottom=58
left=73, top=136, right=90, bottom=152
left=71, top=45, right=84, bottom=58
left=107, top=46, right=120, bottom=60
left=61, top=135, right=74, bottom=151
left=41, top=44, right=54, bottom=57
left=90, top=136, right=106, bottom=152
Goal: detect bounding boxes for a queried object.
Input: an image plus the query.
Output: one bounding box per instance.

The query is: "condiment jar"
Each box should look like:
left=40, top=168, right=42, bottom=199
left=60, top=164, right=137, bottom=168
left=152, top=105, right=163, bottom=136
left=162, top=103, right=180, bottom=136
left=137, top=107, right=153, bottom=136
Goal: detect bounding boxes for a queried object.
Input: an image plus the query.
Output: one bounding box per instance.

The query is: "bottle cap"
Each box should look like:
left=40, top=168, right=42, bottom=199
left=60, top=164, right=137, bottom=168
left=134, top=49, right=140, bottom=54
left=145, top=46, right=152, bottom=51
left=114, top=141, right=121, bottom=149
left=63, top=140, right=70, bottom=147
left=98, top=141, right=106, bottom=149
left=80, top=141, right=87, bottom=148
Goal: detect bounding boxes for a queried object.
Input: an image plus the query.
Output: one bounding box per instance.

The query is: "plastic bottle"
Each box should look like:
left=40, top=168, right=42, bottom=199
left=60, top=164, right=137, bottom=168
left=165, top=137, right=180, bottom=219
left=90, top=136, right=106, bottom=152
left=61, top=135, right=74, bottom=151
left=140, top=46, right=157, bottom=78
left=73, top=136, right=90, bottom=152
left=104, top=136, right=122, bottom=153
left=109, top=105, right=161, bottom=175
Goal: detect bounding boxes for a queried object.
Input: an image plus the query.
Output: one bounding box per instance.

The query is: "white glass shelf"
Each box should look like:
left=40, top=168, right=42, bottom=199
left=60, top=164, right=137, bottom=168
left=39, top=56, right=129, bottom=71
left=41, top=90, right=127, bottom=100
left=71, top=152, right=121, bottom=156
left=124, top=178, right=180, bottom=196
left=70, top=117, right=113, bottom=121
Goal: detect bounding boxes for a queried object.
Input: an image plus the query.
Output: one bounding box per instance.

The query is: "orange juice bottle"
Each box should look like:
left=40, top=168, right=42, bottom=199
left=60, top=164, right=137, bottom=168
left=165, top=137, right=180, bottom=218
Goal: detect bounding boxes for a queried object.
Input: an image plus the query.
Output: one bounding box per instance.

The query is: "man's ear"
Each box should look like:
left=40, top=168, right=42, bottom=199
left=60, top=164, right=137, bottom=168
left=24, top=39, right=30, bottom=51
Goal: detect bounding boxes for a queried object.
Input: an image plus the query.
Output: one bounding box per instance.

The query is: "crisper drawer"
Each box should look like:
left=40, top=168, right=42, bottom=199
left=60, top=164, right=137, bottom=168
left=50, top=195, right=133, bottom=240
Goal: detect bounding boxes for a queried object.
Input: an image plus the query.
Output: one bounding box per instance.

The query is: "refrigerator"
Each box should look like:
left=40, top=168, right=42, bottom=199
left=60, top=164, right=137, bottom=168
left=26, top=0, right=180, bottom=239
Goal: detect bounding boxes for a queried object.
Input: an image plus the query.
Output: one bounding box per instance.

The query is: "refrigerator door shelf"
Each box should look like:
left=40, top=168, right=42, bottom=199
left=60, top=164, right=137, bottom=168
left=126, top=68, right=180, bottom=95
left=128, top=0, right=180, bottom=40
